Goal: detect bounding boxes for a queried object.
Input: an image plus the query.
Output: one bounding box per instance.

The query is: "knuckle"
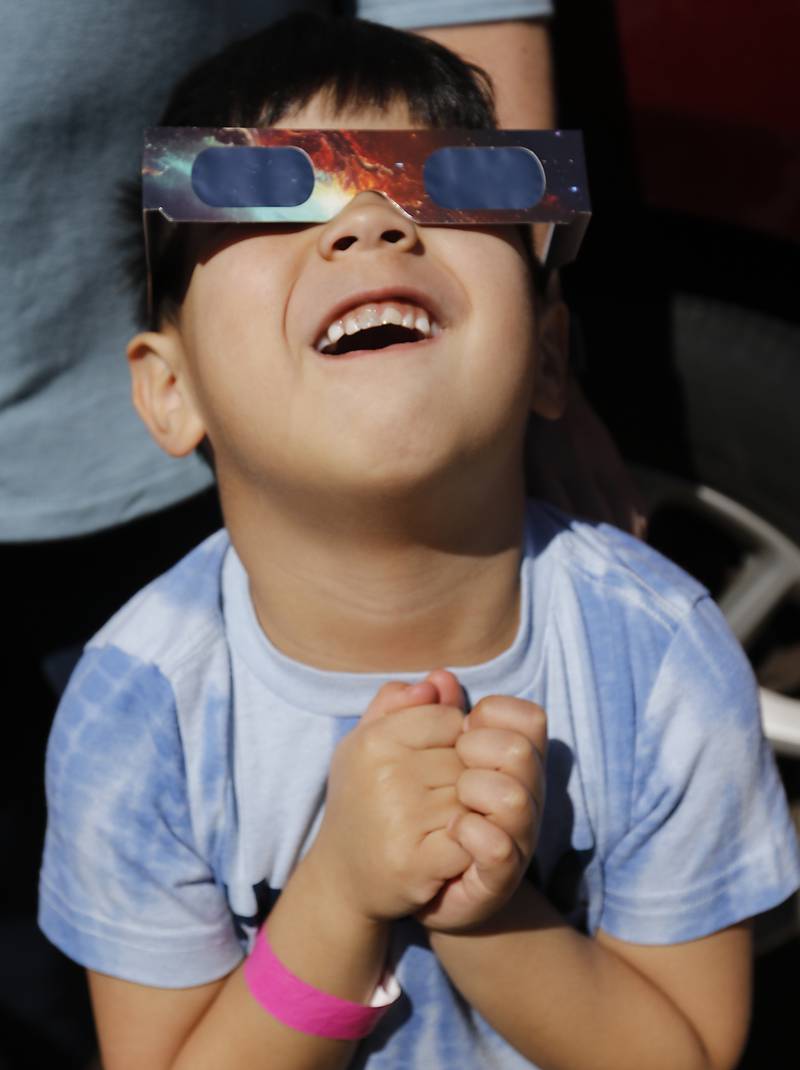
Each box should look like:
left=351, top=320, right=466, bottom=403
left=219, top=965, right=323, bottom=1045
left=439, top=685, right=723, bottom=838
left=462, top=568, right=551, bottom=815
left=491, top=835, right=514, bottom=864
left=506, top=734, right=533, bottom=765
left=454, top=732, right=474, bottom=762
left=429, top=706, right=465, bottom=743
left=502, top=784, right=531, bottom=816
left=475, top=694, right=506, bottom=718
left=458, top=766, right=481, bottom=792
left=529, top=705, right=548, bottom=733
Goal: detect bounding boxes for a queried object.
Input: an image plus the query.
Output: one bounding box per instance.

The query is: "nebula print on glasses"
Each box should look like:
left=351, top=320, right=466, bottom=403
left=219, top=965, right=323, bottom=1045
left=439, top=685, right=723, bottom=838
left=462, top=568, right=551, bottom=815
left=143, top=127, right=590, bottom=256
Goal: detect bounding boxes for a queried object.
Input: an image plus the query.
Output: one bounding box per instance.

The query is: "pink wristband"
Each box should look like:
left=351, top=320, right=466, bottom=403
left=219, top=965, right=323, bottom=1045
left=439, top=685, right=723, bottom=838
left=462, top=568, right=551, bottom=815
left=243, top=928, right=400, bottom=1040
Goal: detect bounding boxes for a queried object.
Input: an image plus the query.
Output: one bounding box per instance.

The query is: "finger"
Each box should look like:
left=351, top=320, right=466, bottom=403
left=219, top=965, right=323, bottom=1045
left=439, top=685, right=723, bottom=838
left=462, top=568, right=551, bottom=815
left=413, top=746, right=466, bottom=789
left=456, top=727, right=538, bottom=791
left=417, top=826, right=473, bottom=884
left=382, top=703, right=466, bottom=750
left=369, top=782, right=459, bottom=843
left=457, top=767, right=532, bottom=818
left=361, top=680, right=438, bottom=724
left=424, top=668, right=465, bottom=710
left=414, top=787, right=471, bottom=840
left=457, top=768, right=535, bottom=854
left=449, top=812, right=518, bottom=896
left=466, top=697, right=547, bottom=761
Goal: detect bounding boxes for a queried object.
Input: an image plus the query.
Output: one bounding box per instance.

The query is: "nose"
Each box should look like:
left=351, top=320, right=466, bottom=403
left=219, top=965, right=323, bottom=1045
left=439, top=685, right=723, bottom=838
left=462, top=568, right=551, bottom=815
left=317, top=192, right=419, bottom=260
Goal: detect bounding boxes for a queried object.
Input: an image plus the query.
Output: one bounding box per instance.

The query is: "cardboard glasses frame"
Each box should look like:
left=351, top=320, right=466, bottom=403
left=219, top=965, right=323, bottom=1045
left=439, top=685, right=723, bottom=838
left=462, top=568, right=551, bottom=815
left=142, top=127, right=591, bottom=321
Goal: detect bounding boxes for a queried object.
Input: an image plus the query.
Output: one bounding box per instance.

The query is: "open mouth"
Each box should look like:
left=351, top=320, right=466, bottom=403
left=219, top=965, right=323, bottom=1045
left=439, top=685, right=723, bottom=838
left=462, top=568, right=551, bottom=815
left=315, top=300, right=441, bottom=357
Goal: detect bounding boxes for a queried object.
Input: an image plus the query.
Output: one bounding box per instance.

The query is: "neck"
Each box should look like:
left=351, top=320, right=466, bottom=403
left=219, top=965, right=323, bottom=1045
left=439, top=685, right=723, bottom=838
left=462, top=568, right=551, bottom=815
left=222, top=471, right=527, bottom=673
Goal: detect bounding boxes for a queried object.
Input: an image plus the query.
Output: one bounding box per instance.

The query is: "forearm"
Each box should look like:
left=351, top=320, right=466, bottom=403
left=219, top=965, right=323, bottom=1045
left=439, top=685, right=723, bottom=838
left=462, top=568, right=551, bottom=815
left=429, top=882, right=714, bottom=1070
left=93, top=688, right=475, bottom=1070
left=418, top=19, right=556, bottom=127
left=171, top=853, right=389, bottom=1070
left=418, top=20, right=555, bottom=264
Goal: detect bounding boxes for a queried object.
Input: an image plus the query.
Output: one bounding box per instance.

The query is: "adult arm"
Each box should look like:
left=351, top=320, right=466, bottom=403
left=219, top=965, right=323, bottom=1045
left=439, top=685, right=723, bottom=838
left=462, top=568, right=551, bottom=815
left=419, top=18, right=555, bottom=127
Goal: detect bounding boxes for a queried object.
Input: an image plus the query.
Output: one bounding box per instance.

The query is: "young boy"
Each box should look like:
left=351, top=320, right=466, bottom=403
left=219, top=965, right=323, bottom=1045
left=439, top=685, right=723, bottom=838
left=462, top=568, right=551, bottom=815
left=40, top=14, right=799, bottom=1070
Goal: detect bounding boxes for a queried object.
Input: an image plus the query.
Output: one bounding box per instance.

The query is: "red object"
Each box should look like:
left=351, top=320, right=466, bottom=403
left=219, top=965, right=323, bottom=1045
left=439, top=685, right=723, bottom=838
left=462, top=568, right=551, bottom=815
left=615, top=0, right=800, bottom=240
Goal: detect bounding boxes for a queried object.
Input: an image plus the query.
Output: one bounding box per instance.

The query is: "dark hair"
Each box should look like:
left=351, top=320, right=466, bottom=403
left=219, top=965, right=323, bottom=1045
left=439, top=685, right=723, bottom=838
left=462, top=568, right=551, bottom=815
left=122, top=13, right=500, bottom=326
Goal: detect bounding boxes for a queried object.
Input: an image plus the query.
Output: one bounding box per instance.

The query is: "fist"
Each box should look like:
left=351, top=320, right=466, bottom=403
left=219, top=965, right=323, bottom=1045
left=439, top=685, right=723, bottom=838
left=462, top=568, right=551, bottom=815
left=419, top=694, right=547, bottom=931
left=309, top=677, right=472, bottom=922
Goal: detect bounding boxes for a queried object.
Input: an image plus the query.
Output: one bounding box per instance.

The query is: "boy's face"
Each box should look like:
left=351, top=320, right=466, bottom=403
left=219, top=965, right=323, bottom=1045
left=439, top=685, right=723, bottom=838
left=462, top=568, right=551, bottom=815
left=130, top=95, right=565, bottom=508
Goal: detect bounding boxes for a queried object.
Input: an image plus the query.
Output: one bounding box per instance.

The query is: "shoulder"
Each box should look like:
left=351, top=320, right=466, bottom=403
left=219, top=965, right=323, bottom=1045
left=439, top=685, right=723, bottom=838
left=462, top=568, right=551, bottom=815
left=530, top=505, right=757, bottom=723
left=525, top=500, right=756, bottom=741
left=91, top=529, right=230, bottom=673
left=41, top=532, right=241, bottom=984
left=523, top=507, right=800, bottom=941
left=528, top=500, right=707, bottom=629
left=47, top=530, right=233, bottom=848
left=45, top=645, right=183, bottom=844
left=526, top=501, right=716, bottom=694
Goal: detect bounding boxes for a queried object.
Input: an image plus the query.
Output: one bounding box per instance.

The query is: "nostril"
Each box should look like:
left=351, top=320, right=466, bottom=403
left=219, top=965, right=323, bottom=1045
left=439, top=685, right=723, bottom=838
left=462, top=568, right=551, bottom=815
left=381, top=230, right=405, bottom=244
left=333, top=235, right=357, bottom=251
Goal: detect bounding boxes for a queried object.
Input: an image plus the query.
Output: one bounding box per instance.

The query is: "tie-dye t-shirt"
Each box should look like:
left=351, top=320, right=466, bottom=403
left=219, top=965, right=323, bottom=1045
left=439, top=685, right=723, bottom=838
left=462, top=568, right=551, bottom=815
left=40, top=502, right=800, bottom=1068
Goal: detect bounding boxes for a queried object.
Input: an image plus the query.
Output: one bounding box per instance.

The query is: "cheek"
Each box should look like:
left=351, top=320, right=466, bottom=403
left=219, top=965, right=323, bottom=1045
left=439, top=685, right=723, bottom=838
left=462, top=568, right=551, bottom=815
left=448, top=230, right=534, bottom=315
left=189, top=231, right=304, bottom=333
left=178, top=279, right=291, bottom=443
left=193, top=252, right=283, bottom=332
left=184, top=252, right=291, bottom=368
left=454, top=237, right=539, bottom=426
left=459, top=239, right=538, bottom=357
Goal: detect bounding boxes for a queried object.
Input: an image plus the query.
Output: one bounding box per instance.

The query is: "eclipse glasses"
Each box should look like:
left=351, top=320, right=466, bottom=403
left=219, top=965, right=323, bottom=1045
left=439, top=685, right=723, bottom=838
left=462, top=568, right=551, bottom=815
left=142, top=127, right=591, bottom=315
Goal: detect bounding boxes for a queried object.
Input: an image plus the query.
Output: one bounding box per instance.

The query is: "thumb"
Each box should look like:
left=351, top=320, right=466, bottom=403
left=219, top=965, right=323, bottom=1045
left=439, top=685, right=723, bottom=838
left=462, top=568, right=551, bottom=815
left=424, top=669, right=465, bottom=711
left=360, top=679, right=439, bottom=725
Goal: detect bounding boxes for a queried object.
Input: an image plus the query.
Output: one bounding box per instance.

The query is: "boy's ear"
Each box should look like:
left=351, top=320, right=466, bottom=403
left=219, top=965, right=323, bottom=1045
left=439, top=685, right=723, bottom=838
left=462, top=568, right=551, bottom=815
left=530, top=292, right=569, bottom=421
left=127, top=328, right=207, bottom=456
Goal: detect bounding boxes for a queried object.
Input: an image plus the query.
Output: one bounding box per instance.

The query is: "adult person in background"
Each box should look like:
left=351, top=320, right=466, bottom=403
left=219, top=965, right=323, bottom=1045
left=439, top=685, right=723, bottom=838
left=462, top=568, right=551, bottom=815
left=1, top=2, right=638, bottom=1066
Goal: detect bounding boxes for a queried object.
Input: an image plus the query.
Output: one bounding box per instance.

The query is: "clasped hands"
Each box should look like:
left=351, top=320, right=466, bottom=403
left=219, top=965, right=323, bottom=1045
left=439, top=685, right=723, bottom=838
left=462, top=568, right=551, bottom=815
left=311, top=670, right=547, bottom=933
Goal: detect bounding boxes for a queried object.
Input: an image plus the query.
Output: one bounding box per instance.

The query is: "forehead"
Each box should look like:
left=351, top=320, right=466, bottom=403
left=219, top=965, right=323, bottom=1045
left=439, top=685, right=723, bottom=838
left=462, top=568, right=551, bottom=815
left=274, top=92, right=416, bottom=131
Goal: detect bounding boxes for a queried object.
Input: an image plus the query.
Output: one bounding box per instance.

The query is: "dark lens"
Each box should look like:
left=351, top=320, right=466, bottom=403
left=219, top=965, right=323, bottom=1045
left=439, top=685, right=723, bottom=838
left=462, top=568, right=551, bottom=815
left=191, top=147, right=315, bottom=208
left=423, top=147, right=545, bottom=210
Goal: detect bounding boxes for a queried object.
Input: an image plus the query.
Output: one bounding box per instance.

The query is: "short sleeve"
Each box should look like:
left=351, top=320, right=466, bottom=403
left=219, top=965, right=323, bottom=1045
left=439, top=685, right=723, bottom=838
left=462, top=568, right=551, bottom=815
left=599, top=596, right=800, bottom=944
left=39, top=645, right=243, bottom=987
left=356, top=0, right=553, bottom=31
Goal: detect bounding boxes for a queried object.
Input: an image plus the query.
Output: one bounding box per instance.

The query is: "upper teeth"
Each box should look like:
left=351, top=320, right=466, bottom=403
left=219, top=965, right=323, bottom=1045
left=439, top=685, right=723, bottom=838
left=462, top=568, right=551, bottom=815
left=316, top=301, right=441, bottom=352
